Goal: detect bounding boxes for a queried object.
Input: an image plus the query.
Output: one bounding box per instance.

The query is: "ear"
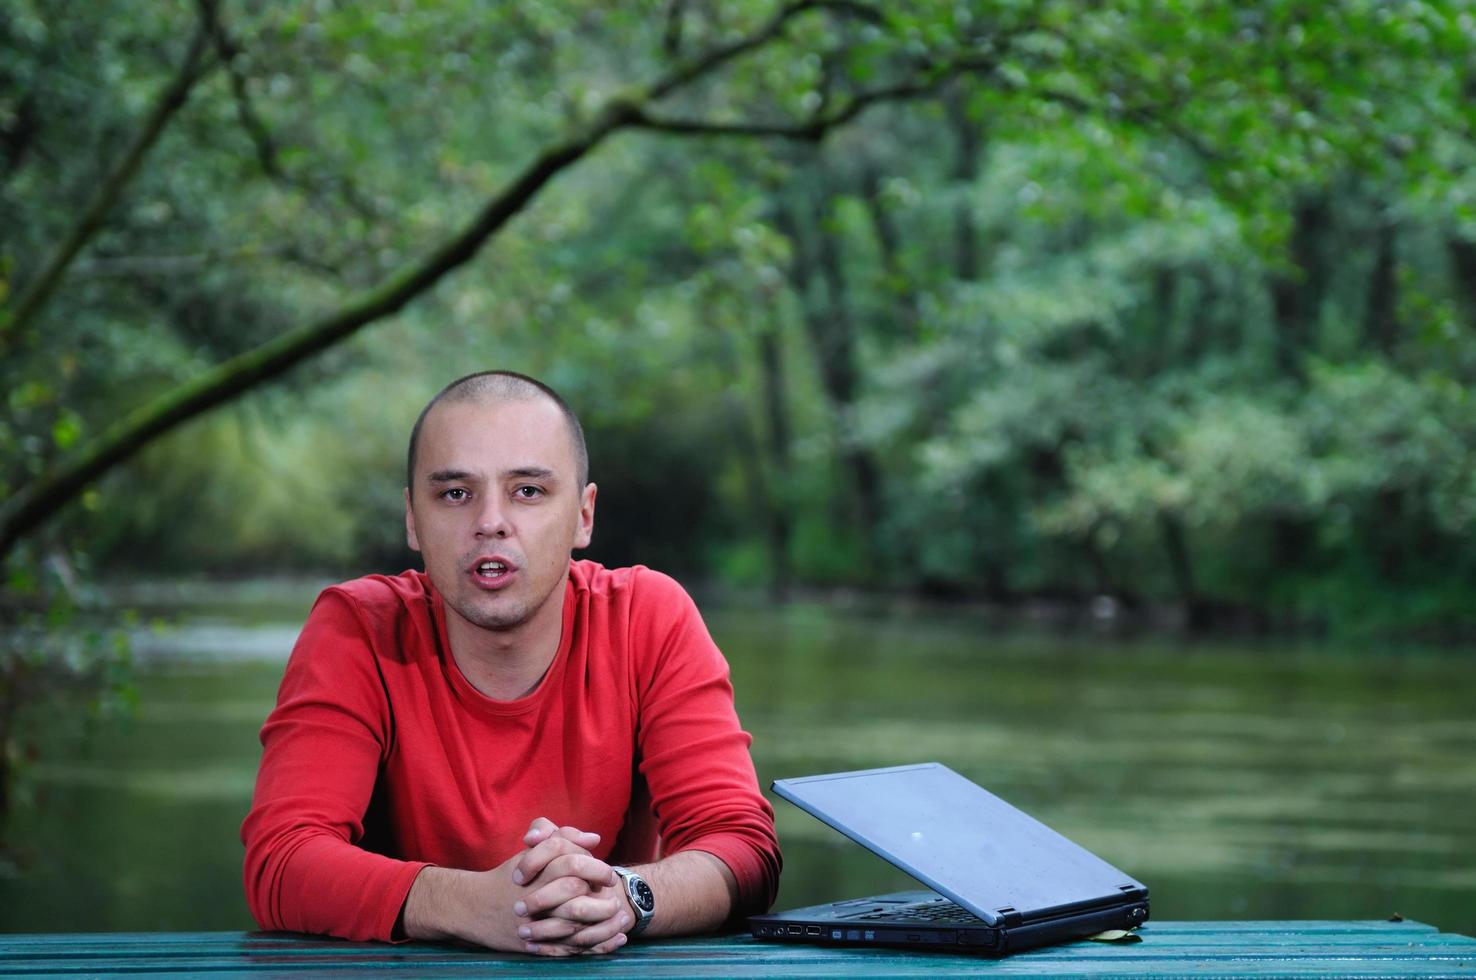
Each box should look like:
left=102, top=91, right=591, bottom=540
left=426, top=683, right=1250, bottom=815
left=573, top=482, right=597, bottom=550
left=404, top=487, right=421, bottom=552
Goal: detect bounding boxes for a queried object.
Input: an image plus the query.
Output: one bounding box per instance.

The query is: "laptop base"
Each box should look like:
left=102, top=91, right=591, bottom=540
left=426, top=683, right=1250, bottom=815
left=751, top=888, right=1148, bottom=955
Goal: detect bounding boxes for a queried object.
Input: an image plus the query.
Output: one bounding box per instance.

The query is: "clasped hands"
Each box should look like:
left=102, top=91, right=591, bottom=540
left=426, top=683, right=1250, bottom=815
left=403, top=816, right=635, bottom=956
left=508, top=816, right=634, bottom=956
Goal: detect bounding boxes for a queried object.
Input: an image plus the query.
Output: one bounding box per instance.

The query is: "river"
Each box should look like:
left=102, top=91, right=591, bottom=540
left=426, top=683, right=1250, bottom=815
left=2, top=589, right=1472, bottom=936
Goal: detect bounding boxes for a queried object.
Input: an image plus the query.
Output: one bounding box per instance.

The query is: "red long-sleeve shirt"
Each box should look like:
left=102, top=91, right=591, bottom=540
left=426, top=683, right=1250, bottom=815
left=241, top=561, right=780, bottom=941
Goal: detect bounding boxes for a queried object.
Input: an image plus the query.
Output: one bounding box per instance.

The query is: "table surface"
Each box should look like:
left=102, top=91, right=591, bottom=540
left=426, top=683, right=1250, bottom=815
left=3, top=921, right=1474, bottom=978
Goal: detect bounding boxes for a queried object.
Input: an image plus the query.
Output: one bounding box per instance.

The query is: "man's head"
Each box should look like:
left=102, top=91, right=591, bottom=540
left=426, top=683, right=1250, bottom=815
left=404, top=371, right=596, bottom=636
left=407, top=371, right=589, bottom=497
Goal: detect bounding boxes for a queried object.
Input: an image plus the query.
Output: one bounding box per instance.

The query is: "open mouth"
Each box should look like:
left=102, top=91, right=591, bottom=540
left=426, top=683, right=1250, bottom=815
left=472, top=558, right=516, bottom=586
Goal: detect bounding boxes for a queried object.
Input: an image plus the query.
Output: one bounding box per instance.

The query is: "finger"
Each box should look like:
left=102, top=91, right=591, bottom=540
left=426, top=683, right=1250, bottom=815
left=518, top=859, right=619, bottom=917
left=515, top=849, right=613, bottom=894
left=515, top=875, right=594, bottom=918
left=512, top=836, right=588, bottom=886
left=580, top=933, right=629, bottom=956
left=538, top=891, right=625, bottom=926
left=541, top=853, right=618, bottom=890
left=559, top=824, right=601, bottom=848
left=522, top=819, right=600, bottom=850
left=525, top=937, right=623, bottom=958
left=518, top=916, right=581, bottom=943
left=527, top=920, right=628, bottom=957
left=565, top=909, right=632, bottom=949
left=523, top=817, right=560, bottom=845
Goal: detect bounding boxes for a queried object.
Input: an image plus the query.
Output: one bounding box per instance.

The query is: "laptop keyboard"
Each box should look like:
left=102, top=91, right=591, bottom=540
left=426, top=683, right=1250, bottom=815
left=856, top=902, right=986, bottom=925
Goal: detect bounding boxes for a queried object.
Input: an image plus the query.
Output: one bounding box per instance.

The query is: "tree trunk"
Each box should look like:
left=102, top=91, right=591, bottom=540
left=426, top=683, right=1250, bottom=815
left=1158, top=512, right=1209, bottom=631
left=1269, top=193, right=1331, bottom=384
left=1180, top=264, right=1215, bottom=364
left=1374, top=487, right=1404, bottom=581
left=858, top=163, right=918, bottom=339
left=1363, top=210, right=1399, bottom=355
left=1446, top=235, right=1476, bottom=330
left=1, top=93, right=40, bottom=177
left=0, top=661, right=17, bottom=840
left=756, top=323, right=794, bottom=600
left=944, top=84, right=985, bottom=281
left=1265, top=194, right=1330, bottom=577
left=775, top=193, right=885, bottom=544
left=1083, top=524, right=1114, bottom=597
left=809, top=194, right=884, bottom=536
left=1138, top=265, right=1177, bottom=377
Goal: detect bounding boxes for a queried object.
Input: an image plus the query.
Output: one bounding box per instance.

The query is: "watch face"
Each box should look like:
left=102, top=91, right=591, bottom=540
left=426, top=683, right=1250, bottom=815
left=631, top=877, right=655, bottom=912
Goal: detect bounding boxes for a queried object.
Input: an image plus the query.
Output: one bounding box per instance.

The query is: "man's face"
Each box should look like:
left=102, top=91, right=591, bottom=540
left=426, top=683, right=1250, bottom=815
left=405, top=396, right=595, bottom=636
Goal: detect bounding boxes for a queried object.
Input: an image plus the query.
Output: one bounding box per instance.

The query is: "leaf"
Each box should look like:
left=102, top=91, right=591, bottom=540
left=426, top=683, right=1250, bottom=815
left=1087, top=929, right=1142, bottom=943
left=52, top=411, right=83, bottom=451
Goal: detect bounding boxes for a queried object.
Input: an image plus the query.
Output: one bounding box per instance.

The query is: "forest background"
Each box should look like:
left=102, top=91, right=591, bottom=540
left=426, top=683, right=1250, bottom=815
left=3, top=0, right=1476, bottom=840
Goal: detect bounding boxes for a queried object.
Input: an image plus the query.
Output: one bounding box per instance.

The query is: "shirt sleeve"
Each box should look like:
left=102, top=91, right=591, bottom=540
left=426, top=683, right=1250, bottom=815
left=628, top=570, right=782, bottom=916
left=240, top=588, right=428, bottom=941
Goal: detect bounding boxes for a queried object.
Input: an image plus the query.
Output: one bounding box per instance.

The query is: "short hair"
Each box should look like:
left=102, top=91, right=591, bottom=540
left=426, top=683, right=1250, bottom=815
left=406, top=371, right=589, bottom=495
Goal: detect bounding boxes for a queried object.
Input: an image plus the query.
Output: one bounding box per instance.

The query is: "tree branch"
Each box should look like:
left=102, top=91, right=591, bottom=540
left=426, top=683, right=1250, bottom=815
left=1033, top=86, right=1227, bottom=166
left=630, top=56, right=998, bottom=141
left=200, top=0, right=381, bottom=225
left=199, top=0, right=283, bottom=180
left=0, top=117, right=617, bottom=560
left=663, top=0, right=686, bottom=57
left=0, top=0, right=875, bottom=561
left=0, top=17, right=213, bottom=350
left=0, top=93, right=41, bottom=178
left=644, top=0, right=879, bottom=101
left=71, top=245, right=344, bottom=279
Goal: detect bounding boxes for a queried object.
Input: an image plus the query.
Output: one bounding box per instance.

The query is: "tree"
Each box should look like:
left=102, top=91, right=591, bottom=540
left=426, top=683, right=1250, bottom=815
left=0, top=0, right=1057, bottom=830
left=3, top=0, right=1474, bottom=612
left=1, top=0, right=1049, bottom=560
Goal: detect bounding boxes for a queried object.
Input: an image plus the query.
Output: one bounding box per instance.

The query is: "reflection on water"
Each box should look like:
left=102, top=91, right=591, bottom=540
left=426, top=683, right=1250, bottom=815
left=717, top=606, right=1476, bottom=936
left=1, top=598, right=1472, bottom=936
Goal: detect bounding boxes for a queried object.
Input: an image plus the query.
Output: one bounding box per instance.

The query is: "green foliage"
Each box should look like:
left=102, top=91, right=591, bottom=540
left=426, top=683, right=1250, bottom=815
left=5, top=0, right=1476, bottom=644
left=0, top=545, right=135, bottom=849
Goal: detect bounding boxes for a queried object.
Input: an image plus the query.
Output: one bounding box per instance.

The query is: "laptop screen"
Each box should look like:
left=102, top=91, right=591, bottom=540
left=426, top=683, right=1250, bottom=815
left=773, top=763, right=1145, bottom=924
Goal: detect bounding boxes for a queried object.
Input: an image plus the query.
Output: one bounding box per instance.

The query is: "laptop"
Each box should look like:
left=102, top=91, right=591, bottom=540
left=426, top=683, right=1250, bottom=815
left=748, top=762, right=1149, bottom=955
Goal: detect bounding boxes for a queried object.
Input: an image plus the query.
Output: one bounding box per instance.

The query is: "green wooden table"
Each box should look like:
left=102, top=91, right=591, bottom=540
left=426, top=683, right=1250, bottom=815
left=3, top=922, right=1474, bottom=978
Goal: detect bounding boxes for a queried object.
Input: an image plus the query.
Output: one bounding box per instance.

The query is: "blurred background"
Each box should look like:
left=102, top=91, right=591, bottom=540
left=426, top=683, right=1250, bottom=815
left=2, top=0, right=1474, bottom=938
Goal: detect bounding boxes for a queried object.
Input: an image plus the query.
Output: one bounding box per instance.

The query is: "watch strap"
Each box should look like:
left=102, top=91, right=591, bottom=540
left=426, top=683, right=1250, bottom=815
left=610, top=865, right=655, bottom=937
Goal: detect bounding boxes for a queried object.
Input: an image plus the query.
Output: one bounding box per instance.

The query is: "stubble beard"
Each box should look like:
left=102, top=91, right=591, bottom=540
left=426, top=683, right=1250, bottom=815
left=448, top=591, right=534, bottom=632
left=448, top=573, right=564, bottom=634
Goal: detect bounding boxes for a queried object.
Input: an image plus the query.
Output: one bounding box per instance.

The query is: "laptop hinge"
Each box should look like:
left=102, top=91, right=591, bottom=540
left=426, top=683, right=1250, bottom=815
left=994, top=905, right=1024, bottom=929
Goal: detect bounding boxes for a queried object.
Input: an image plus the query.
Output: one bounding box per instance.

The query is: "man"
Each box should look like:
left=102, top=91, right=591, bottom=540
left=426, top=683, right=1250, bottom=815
left=242, top=371, right=781, bottom=956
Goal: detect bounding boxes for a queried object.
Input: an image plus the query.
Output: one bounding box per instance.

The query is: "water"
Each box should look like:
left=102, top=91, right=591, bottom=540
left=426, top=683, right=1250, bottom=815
left=2, top=597, right=1472, bottom=935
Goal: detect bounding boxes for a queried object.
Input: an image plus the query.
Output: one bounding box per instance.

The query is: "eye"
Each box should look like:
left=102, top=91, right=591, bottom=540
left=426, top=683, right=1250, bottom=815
left=514, top=485, right=544, bottom=499
left=441, top=488, right=469, bottom=502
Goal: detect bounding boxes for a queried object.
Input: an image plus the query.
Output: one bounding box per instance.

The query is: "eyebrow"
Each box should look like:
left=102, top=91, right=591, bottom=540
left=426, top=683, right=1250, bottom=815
left=506, top=467, right=556, bottom=480
left=424, top=467, right=557, bottom=483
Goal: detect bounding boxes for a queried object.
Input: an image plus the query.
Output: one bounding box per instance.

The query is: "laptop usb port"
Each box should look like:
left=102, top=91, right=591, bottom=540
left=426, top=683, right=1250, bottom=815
left=805, top=926, right=822, bottom=936
left=786, top=925, right=803, bottom=936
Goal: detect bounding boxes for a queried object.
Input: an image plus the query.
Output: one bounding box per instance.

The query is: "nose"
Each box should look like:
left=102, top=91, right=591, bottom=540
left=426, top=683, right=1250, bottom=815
left=475, top=500, right=511, bottom=539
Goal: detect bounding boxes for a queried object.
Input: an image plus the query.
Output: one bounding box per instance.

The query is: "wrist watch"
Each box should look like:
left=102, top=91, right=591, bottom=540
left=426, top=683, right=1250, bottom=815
left=610, top=866, right=655, bottom=937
